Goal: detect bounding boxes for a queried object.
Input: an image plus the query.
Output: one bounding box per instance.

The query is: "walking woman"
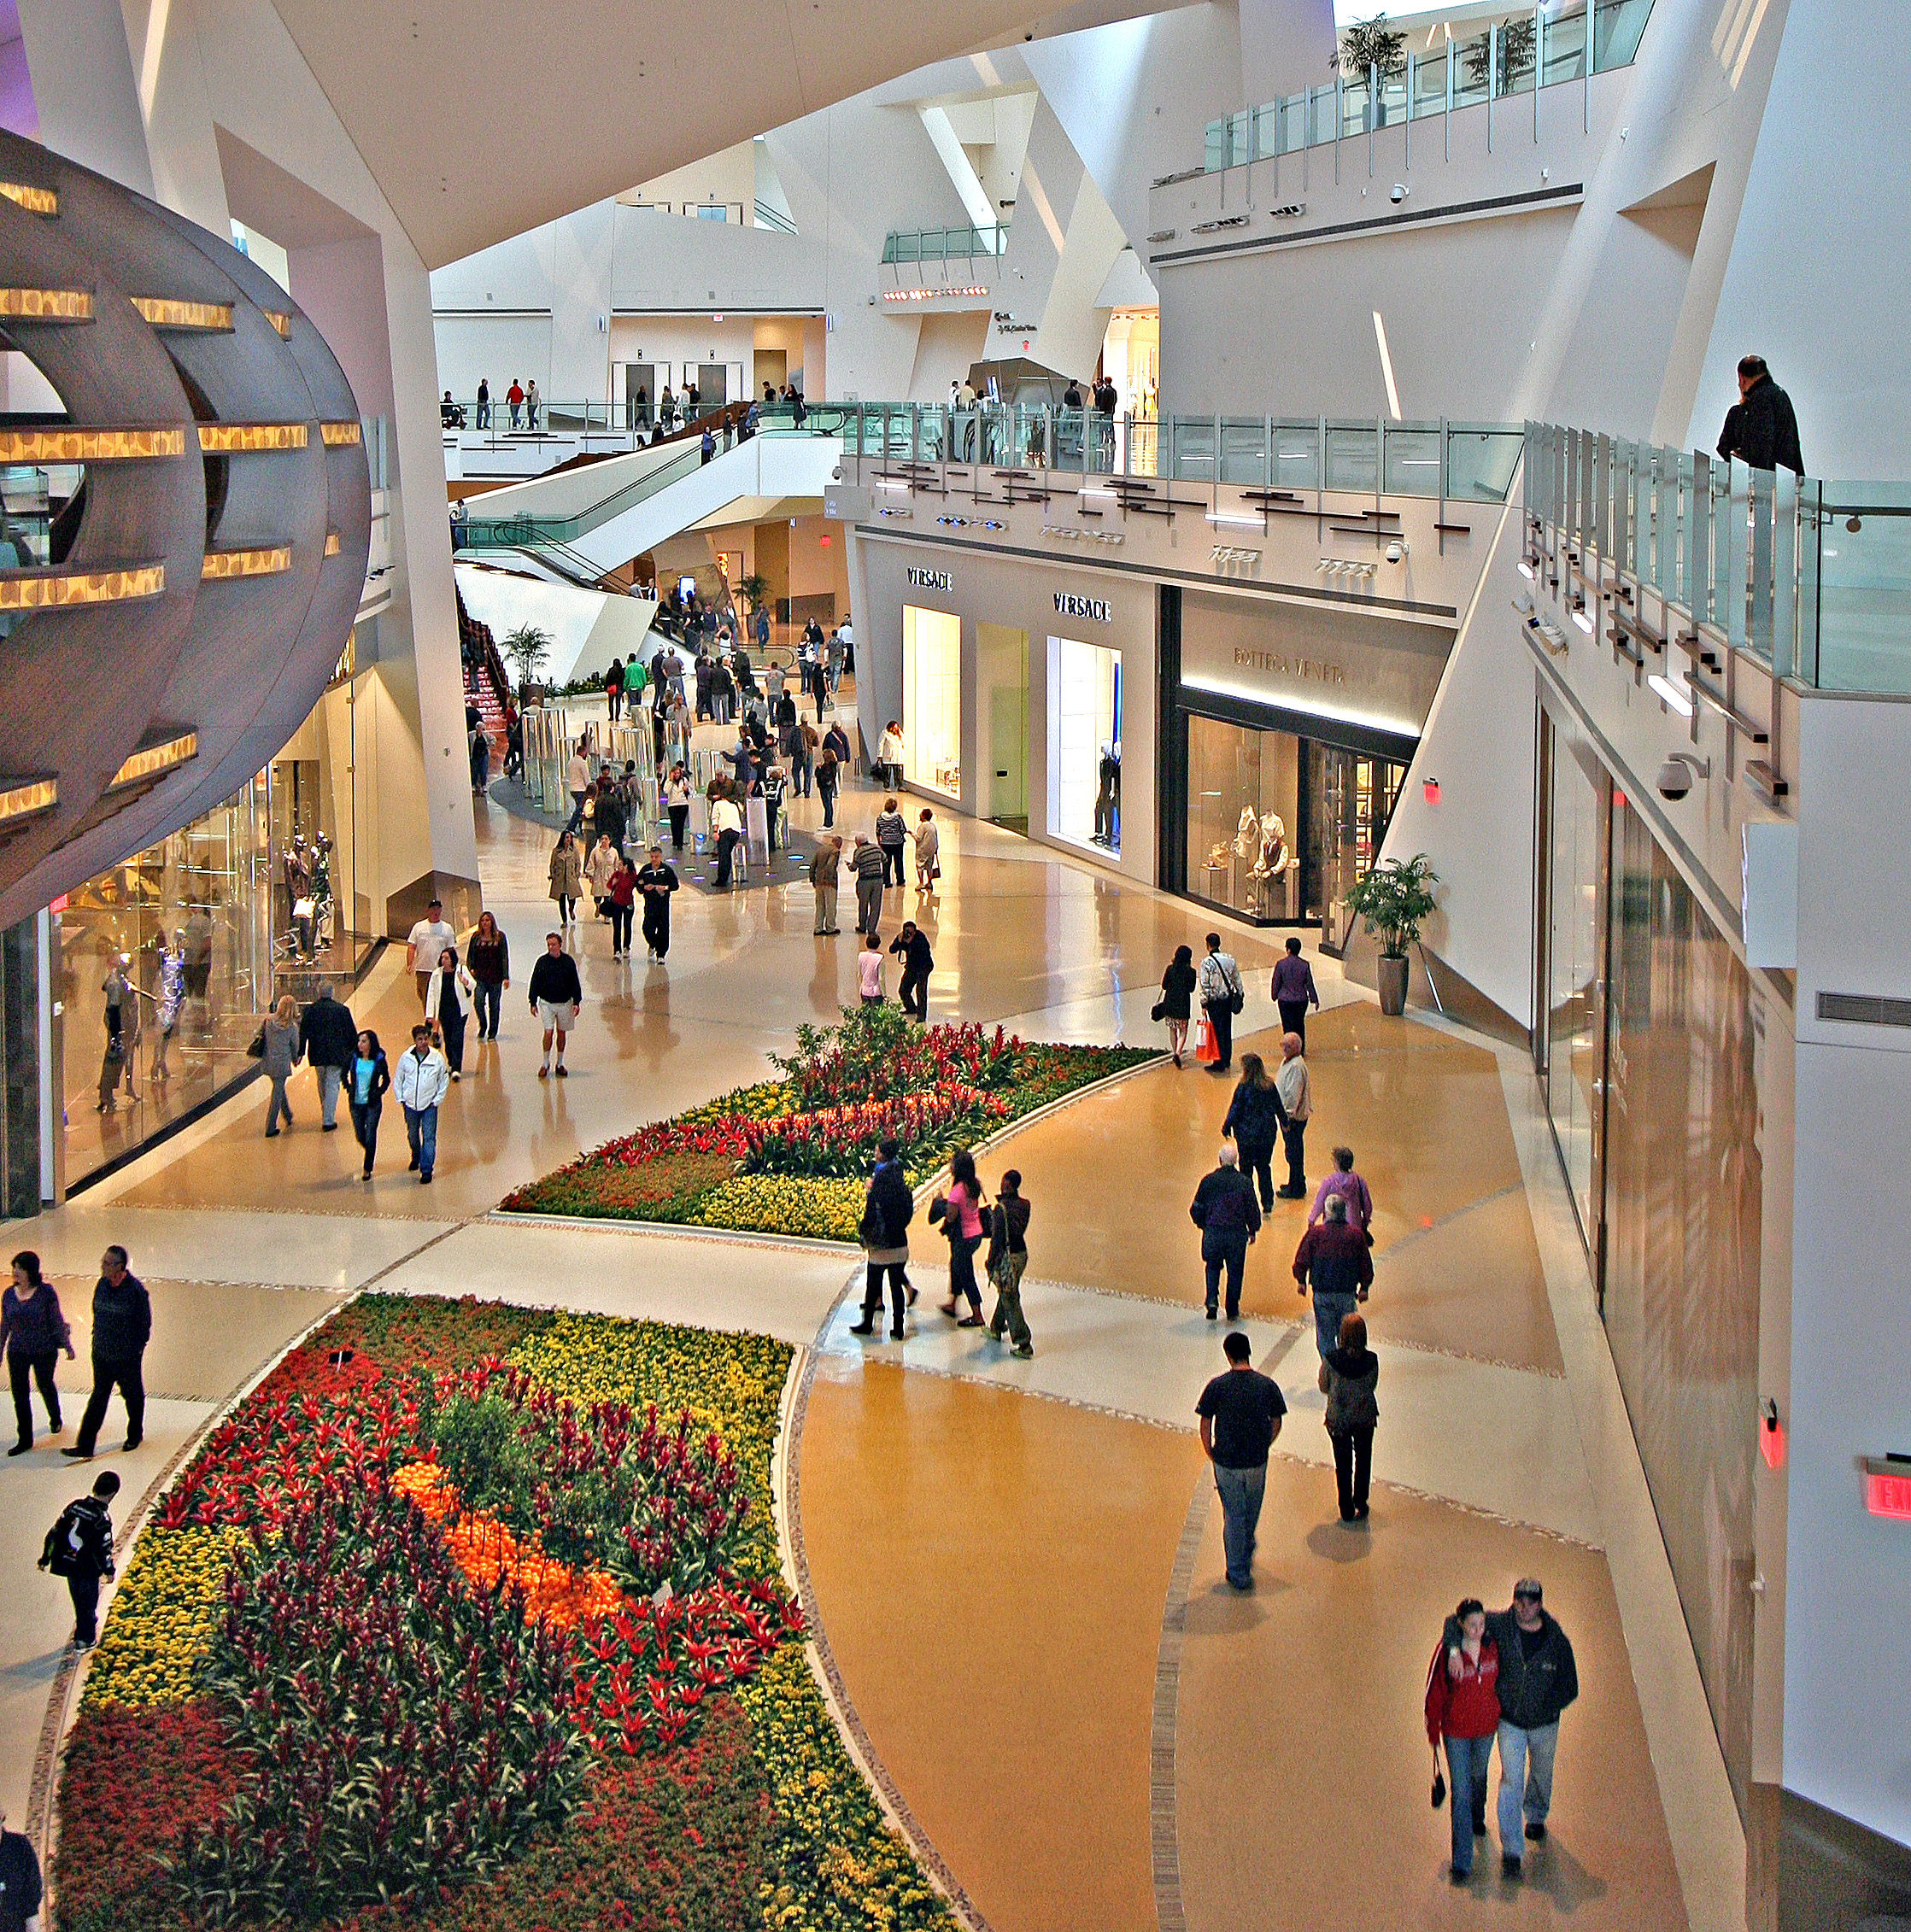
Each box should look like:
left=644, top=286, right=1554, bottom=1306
left=3, top=1251, right=73, bottom=1453
left=1158, top=944, right=1198, bottom=1066
left=261, top=993, right=302, bottom=1135
left=548, top=828, right=583, bottom=928
left=985, top=1169, right=1034, bottom=1356
left=1222, top=1052, right=1286, bottom=1214
left=935, top=1148, right=988, bottom=1327
left=1318, top=1309, right=1379, bottom=1521
left=347, top=1028, right=390, bottom=1180
left=1425, top=1599, right=1502, bottom=1881
left=425, top=945, right=475, bottom=1080
left=467, top=910, right=509, bottom=1042
left=663, top=763, right=693, bottom=853
left=607, top=851, right=637, bottom=959
left=913, top=808, right=940, bottom=892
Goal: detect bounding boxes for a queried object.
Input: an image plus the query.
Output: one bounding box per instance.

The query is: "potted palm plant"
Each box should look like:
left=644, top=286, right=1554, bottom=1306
left=1345, top=852, right=1438, bottom=1016
left=501, top=623, right=552, bottom=700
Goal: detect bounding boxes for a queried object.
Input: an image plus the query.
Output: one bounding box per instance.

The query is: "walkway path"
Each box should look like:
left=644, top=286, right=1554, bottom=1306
left=0, top=777, right=1739, bottom=1932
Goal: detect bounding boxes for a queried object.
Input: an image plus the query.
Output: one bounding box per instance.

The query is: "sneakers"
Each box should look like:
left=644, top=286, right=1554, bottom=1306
left=1011, top=1344, right=1034, bottom=1358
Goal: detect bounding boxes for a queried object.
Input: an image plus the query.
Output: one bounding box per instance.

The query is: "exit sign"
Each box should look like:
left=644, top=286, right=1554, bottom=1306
left=1864, top=1458, right=1911, bottom=1520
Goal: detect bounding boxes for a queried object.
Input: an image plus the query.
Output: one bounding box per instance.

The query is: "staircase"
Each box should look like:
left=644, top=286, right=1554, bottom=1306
left=456, top=588, right=509, bottom=768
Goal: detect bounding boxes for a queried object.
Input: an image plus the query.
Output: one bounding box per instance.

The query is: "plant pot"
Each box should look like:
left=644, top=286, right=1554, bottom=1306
left=1376, top=953, right=1410, bottom=1016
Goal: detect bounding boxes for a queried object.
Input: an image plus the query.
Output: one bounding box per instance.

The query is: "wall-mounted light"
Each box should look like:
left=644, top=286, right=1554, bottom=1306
left=1516, top=557, right=1537, bottom=581
left=1647, top=672, right=1693, bottom=717
left=1569, top=596, right=1595, bottom=634
left=1205, top=511, right=1264, bottom=530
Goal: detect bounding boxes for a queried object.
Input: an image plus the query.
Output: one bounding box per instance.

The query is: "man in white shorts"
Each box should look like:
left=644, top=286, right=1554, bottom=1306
left=525, top=931, right=583, bottom=1077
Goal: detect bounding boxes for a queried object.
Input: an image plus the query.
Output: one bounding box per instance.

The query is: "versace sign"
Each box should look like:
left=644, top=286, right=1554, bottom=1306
left=906, top=565, right=953, bottom=592
left=1053, top=591, right=1112, bottom=623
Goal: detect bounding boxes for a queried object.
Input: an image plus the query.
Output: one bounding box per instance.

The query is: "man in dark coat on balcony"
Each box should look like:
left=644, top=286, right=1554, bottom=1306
left=1716, top=354, right=1803, bottom=475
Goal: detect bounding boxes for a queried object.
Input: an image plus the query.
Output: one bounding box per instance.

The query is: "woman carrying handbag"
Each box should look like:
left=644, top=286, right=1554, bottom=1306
left=1424, top=1598, right=1501, bottom=1882
left=425, top=945, right=476, bottom=1080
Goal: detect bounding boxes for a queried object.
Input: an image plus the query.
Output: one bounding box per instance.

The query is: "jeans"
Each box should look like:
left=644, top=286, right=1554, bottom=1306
left=610, top=903, right=634, bottom=952
left=861, top=1262, right=908, bottom=1335
left=642, top=904, right=671, bottom=959
left=9, top=1350, right=59, bottom=1444
left=349, top=1098, right=381, bottom=1175
left=1330, top=1426, right=1373, bottom=1518
left=668, top=805, right=689, bottom=850
left=1212, top=1460, right=1266, bottom=1588
left=1204, top=998, right=1234, bottom=1070
left=880, top=842, right=905, bottom=887
left=76, top=1352, right=144, bottom=1453
left=473, top=980, right=502, bottom=1039
left=1445, top=1733, right=1495, bottom=1872
left=440, top=1008, right=466, bottom=1073
left=69, top=1570, right=102, bottom=1644
left=265, top=1074, right=293, bottom=1133
left=316, top=1063, right=342, bottom=1128
left=1497, top=1719, right=1559, bottom=1850
left=1203, top=1236, right=1247, bottom=1317
left=819, top=785, right=835, bottom=828
left=1312, top=1290, right=1357, bottom=1361
left=715, top=828, right=739, bottom=887
left=1236, top=1137, right=1275, bottom=1211
left=404, top=1104, right=438, bottom=1180
left=566, top=789, right=587, bottom=833
left=988, top=1250, right=1031, bottom=1348
left=1282, top=1116, right=1308, bottom=1195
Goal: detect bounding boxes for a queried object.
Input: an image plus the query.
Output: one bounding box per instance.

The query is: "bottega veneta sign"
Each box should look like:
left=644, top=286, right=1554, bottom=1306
left=1233, top=646, right=1345, bottom=687
left=1054, top=591, right=1111, bottom=623
left=906, top=565, right=953, bottom=591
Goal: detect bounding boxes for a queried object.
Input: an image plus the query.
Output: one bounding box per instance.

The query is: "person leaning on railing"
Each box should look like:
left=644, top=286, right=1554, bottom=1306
left=1716, top=354, right=1803, bottom=475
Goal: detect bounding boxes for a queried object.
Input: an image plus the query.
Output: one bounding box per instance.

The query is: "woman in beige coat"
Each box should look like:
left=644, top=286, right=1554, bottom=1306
left=548, top=830, right=583, bottom=928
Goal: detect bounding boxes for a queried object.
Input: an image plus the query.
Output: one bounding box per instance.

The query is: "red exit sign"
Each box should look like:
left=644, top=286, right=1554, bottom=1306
left=1864, top=1460, right=1911, bottom=1520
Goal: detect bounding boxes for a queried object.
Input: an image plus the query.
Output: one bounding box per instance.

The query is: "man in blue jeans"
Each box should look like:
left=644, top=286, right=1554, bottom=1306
left=393, top=1023, right=448, bottom=1186
left=1195, top=1331, right=1286, bottom=1590
left=1290, top=1192, right=1372, bottom=1357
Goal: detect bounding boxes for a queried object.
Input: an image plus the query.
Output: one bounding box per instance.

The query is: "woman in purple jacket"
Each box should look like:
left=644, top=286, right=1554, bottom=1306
left=3, top=1250, right=74, bottom=1454
left=1270, top=936, right=1320, bottom=1046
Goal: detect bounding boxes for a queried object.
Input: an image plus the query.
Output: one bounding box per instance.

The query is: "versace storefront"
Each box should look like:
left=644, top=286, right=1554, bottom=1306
left=1158, top=586, right=1454, bottom=940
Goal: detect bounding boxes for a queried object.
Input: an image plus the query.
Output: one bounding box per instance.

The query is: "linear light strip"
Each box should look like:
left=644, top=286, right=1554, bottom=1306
left=0, top=427, right=187, bottom=462
left=109, top=733, right=197, bottom=788
left=0, top=564, right=165, bottom=610
left=0, top=183, right=56, bottom=217
left=201, top=546, right=292, bottom=581
left=0, top=776, right=57, bottom=823
left=132, top=296, right=234, bottom=331
left=0, top=288, right=92, bottom=321
left=264, top=311, right=293, bottom=338
left=198, top=423, right=308, bottom=453
left=319, top=421, right=362, bottom=448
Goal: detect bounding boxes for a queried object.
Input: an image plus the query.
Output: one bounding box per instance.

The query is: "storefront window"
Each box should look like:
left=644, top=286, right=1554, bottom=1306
left=902, top=604, right=960, bottom=796
left=1184, top=712, right=1400, bottom=928
left=1543, top=718, right=1604, bottom=1241
left=1047, top=636, right=1121, bottom=855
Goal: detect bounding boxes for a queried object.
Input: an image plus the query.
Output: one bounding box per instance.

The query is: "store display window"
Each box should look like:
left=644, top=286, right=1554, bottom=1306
left=902, top=604, right=961, bottom=797
left=1046, top=636, right=1122, bottom=856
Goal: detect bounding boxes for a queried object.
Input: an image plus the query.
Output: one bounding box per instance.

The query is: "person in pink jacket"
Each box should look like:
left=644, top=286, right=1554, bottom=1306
left=935, top=1148, right=988, bottom=1326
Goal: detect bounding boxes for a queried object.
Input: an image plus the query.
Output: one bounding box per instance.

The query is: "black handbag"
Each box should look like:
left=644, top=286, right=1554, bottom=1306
left=1150, top=1000, right=1166, bottom=1022
left=246, top=1028, right=267, bottom=1060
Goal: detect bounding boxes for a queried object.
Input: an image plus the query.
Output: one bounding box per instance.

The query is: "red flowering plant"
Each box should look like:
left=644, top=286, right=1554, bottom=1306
left=738, top=1082, right=1011, bottom=1180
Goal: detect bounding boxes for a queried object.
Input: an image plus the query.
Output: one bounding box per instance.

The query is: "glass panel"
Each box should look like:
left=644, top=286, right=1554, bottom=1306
left=1603, top=788, right=1762, bottom=1823
left=1219, top=417, right=1269, bottom=485
left=1382, top=426, right=1442, bottom=497
left=1413, top=48, right=1450, bottom=118
left=1445, top=426, right=1523, bottom=502
left=1325, top=422, right=1379, bottom=494
left=1171, top=416, right=1216, bottom=482
left=1812, top=488, right=1911, bottom=693
left=1204, top=120, right=1225, bottom=172
left=1309, top=742, right=1404, bottom=940
left=1271, top=419, right=1321, bottom=491
left=1185, top=714, right=1302, bottom=924
left=1593, top=0, right=1654, bottom=69
left=902, top=604, right=960, bottom=796
left=1541, top=2, right=1589, bottom=81
left=1048, top=636, right=1123, bottom=854
left=1545, top=723, right=1601, bottom=1240
left=1454, top=28, right=1493, bottom=106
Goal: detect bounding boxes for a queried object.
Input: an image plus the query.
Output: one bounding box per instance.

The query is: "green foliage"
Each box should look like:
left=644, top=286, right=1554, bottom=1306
left=1336, top=11, right=1406, bottom=77
left=501, top=623, right=552, bottom=685
left=1345, top=851, right=1439, bottom=957
left=1464, top=15, right=1535, bottom=89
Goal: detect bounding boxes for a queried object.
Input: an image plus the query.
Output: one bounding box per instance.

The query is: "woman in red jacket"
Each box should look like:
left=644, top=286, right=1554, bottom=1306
left=1425, top=1597, right=1500, bottom=1882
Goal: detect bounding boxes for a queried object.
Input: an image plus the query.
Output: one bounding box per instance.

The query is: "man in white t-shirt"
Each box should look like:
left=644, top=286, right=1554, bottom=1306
left=405, top=899, right=456, bottom=1007
left=565, top=746, right=590, bottom=833
left=711, top=793, right=744, bottom=888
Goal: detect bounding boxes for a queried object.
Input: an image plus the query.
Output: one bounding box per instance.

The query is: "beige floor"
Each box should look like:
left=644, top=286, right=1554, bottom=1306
left=983, top=1004, right=1564, bottom=1373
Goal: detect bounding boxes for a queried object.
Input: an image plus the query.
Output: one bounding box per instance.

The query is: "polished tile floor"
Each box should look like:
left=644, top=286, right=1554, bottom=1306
left=3, top=776, right=1742, bottom=1931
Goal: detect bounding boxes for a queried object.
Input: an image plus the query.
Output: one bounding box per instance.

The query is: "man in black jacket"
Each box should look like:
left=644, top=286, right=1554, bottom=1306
left=635, top=846, right=680, bottom=963
left=65, top=1248, right=149, bottom=1458
left=1445, top=1578, right=1579, bottom=1876
left=850, top=1139, right=915, bottom=1339
left=527, top=932, right=584, bottom=1078
left=38, top=1467, right=120, bottom=1647
left=1189, top=1144, right=1261, bottom=1321
left=0, top=1799, right=43, bottom=1932
left=889, top=922, right=934, bottom=1021
left=1716, top=354, right=1803, bottom=474
left=298, top=982, right=358, bottom=1132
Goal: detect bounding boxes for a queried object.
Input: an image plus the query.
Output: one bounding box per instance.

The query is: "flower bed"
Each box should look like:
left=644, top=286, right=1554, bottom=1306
left=501, top=1005, right=1157, bottom=1232
left=57, top=1295, right=950, bottom=1932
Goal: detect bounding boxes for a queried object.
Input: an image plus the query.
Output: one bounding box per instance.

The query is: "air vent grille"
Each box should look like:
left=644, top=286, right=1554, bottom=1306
left=1817, top=992, right=1911, bottom=1028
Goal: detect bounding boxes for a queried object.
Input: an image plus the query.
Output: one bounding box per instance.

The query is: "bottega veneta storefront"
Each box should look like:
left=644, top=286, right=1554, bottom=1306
left=1157, top=584, right=1454, bottom=940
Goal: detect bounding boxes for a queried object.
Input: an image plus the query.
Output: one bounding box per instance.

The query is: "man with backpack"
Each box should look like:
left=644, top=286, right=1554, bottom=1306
left=39, top=1468, right=120, bottom=1648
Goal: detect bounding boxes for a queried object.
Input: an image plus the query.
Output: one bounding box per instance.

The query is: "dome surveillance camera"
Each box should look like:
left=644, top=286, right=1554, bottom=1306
left=1384, top=539, right=1405, bottom=564
left=1656, top=751, right=1710, bottom=801
left=1390, top=183, right=1407, bottom=204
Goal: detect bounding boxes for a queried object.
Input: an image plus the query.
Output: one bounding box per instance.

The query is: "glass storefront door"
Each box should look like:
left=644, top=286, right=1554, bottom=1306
left=902, top=604, right=960, bottom=797
left=976, top=624, right=1028, bottom=833
left=1183, top=711, right=1402, bottom=928
left=1046, top=635, right=1122, bottom=856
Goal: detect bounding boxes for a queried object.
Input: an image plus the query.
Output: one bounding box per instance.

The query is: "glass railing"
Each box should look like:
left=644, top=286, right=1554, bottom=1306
left=443, top=398, right=742, bottom=434
left=1524, top=423, right=1911, bottom=695
left=881, top=224, right=1009, bottom=266
left=1194, top=0, right=1654, bottom=176
left=841, top=403, right=1521, bottom=503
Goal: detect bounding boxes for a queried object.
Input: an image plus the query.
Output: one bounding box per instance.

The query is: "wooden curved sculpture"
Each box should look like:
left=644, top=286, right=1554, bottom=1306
left=0, top=130, right=371, bottom=929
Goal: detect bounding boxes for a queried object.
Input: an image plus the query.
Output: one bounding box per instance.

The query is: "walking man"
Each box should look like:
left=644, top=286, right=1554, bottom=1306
left=889, top=921, right=934, bottom=1021
left=851, top=833, right=885, bottom=938
left=1270, top=935, right=1319, bottom=1046
left=298, top=981, right=357, bottom=1133
left=1274, top=1031, right=1312, bottom=1197
left=1189, top=1143, right=1261, bottom=1321
left=1291, top=1192, right=1371, bottom=1359
left=635, top=845, right=680, bottom=962
left=1308, top=1145, right=1374, bottom=1234
left=0, top=1800, right=43, bottom=1928
left=811, top=835, right=842, bottom=934
left=1716, top=354, right=1803, bottom=474
left=404, top=898, right=455, bottom=1009
left=528, top=931, right=583, bottom=1078
left=1195, top=1330, right=1286, bottom=1590
left=64, top=1247, right=149, bottom=1459
left=38, top=1468, right=119, bottom=1648
left=394, top=1023, right=448, bottom=1185
left=1197, top=933, right=1244, bottom=1074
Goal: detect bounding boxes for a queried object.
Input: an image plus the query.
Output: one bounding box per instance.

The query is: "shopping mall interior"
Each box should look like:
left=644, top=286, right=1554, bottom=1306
left=0, top=1, right=1904, bottom=1928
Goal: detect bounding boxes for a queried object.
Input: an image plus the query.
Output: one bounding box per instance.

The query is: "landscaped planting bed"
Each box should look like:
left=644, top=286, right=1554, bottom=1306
left=501, top=1006, right=1158, bottom=1238
left=56, top=1296, right=951, bottom=1932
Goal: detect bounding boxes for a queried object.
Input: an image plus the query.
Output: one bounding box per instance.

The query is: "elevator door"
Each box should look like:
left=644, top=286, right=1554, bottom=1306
left=978, top=622, right=1028, bottom=832
left=624, top=363, right=654, bottom=426
left=696, top=362, right=729, bottom=409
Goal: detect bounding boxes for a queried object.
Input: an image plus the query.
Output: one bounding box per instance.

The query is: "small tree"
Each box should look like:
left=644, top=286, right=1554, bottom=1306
left=737, top=571, right=771, bottom=628
left=1345, top=852, right=1439, bottom=960
left=501, top=623, right=551, bottom=692
left=1464, top=15, right=1535, bottom=91
left=1336, top=13, right=1407, bottom=80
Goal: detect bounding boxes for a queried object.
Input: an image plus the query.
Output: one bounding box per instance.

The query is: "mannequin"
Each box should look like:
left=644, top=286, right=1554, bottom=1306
left=1233, top=805, right=1259, bottom=860
left=1093, top=743, right=1122, bottom=848
left=1249, top=811, right=1298, bottom=916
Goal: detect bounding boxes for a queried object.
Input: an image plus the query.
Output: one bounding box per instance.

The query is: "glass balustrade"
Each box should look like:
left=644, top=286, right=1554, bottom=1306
left=1196, top=0, right=1656, bottom=177
left=880, top=225, right=1009, bottom=266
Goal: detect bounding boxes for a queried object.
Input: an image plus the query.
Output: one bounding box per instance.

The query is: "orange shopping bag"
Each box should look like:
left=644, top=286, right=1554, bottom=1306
left=1193, top=1009, right=1219, bottom=1063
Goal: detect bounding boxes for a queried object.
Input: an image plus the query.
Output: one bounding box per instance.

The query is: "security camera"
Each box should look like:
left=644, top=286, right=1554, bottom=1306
left=1390, top=183, right=1407, bottom=204
left=1384, top=539, right=1406, bottom=564
left=1656, top=752, right=1710, bottom=801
